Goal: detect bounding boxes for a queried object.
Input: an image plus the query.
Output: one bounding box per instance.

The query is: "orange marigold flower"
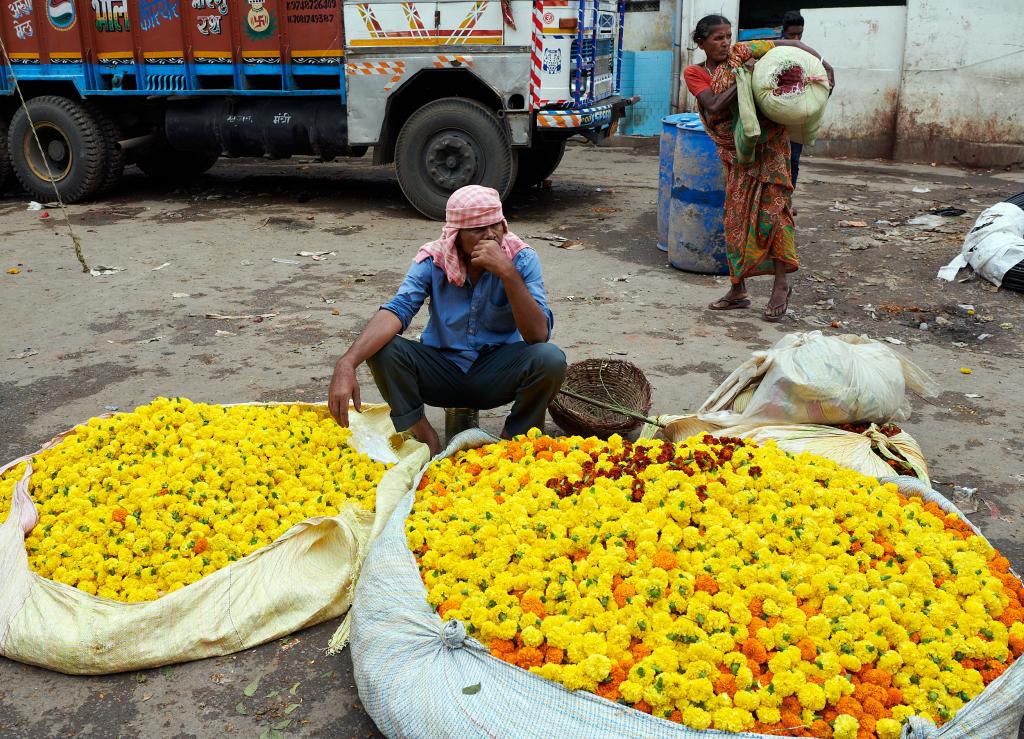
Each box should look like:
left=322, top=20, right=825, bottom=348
left=669, top=710, right=683, bottom=723
left=742, top=638, right=768, bottom=663
left=796, top=637, right=817, bottom=662
left=714, top=672, right=738, bottom=697
left=861, top=668, right=892, bottom=688
left=885, top=687, right=904, bottom=708
left=630, top=642, right=652, bottom=660
left=614, top=582, right=636, bottom=608
left=193, top=537, right=208, bottom=555
left=438, top=598, right=463, bottom=617
left=520, top=594, right=546, bottom=618
left=544, top=646, right=565, bottom=664
left=694, top=574, right=719, bottom=595
left=748, top=597, right=764, bottom=617
left=111, top=507, right=129, bottom=524
left=632, top=700, right=651, bottom=714
left=516, top=646, right=544, bottom=669
left=651, top=550, right=677, bottom=570
left=490, top=638, right=516, bottom=654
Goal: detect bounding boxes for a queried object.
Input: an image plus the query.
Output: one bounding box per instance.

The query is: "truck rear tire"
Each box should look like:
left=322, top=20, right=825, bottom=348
left=87, top=103, right=125, bottom=196
left=8, top=95, right=111, bottom=203
left=0, top=113, right=13, bottom=192
left=513, top=139, right=565, bottom=190
left=395, top=97, right=515, bottom=220
left=135, top=145, right=220, bottom=182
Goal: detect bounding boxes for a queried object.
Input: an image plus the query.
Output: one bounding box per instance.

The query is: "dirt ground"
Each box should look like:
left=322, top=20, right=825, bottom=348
left=1, top=142, right=1023, bottom=738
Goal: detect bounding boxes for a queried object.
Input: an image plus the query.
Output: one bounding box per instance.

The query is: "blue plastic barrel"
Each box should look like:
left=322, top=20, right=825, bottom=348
left=667, top=113, right=728, bottom=275
left=657, top=113, right=691, bottom=252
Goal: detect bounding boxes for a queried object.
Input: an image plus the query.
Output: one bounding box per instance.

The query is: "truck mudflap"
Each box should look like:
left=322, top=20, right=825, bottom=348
left=536, top=95, right=639, bottom=131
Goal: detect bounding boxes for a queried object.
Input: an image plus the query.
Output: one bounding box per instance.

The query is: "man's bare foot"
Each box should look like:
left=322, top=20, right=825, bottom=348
left=408, top=416, right=442, bottom=457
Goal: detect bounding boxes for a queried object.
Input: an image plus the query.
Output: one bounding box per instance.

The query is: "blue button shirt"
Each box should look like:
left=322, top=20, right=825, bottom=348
left=380, top=248, right=555, bottom=373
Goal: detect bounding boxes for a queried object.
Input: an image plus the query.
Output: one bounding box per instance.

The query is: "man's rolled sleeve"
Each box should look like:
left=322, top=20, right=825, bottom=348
left=380, top=259, right=431, bottom=332
left=514, top=249, right=555, bottom=340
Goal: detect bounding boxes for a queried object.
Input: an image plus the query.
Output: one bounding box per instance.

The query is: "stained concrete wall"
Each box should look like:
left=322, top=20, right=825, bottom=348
left=665, top=0, right=1024, bottom=167
left=802, top=5, right=907, bottom=160
left=893, top=0, right=1024, bottom=167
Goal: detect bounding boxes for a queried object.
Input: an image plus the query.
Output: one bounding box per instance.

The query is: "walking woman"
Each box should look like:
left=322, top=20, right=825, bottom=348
left=682, top=14, right=832, bottom=321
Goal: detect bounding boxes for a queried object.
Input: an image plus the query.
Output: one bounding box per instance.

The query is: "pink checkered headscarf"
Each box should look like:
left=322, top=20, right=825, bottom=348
left=414, top=185, right=529, bottom=286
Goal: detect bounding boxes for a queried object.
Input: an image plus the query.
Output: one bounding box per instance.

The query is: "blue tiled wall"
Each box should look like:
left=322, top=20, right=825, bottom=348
left=618, top=50, right=673, bottom=136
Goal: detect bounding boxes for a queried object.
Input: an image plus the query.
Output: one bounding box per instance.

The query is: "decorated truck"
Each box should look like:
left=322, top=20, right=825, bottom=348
left=0, top=0, right=634, bottom=217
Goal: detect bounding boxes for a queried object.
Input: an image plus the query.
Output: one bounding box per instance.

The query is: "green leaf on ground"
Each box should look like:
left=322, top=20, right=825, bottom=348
left=162, top=666, right=173, bottom=678
left=462, top=683, right=481, bottom=695
left=273, top=719, right=292, bottom=730
left=243, top=678, right=261, bottom=697
left=265, top=689, right=280, bottom=699
left=134, top=672, right=147, bottom=684
left=284, top=703, right=300, bottom=715
left=235, top=702, right=248, bottom=715
left=288, top=681, right=300, bottom=695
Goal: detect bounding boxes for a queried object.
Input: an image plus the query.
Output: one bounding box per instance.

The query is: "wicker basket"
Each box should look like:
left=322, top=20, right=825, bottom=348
left=549, top=359, right=653, bottom=437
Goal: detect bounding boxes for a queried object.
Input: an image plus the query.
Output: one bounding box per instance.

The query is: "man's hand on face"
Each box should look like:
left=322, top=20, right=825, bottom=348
left=470, top=238, right=515, bottom=280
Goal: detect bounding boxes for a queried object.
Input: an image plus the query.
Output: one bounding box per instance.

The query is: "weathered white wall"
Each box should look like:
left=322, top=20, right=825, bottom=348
left=622, top=5, right=674, bottom=51
left=802, top=5, right=908, bottom=159
left=893, top=0, right=1024, bottom=166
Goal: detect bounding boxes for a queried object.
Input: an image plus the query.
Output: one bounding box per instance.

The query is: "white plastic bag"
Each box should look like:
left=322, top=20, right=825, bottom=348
left=938, top=202, right=1024, bottom=287
left=699, top=331, right=939, bottom=426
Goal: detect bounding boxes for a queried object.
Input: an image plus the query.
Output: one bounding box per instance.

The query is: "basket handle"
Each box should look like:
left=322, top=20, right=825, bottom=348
left=556, top=389, right=664, bottom=428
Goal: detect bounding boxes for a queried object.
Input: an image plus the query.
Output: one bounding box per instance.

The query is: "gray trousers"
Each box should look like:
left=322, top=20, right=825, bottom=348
left=366, top=336, right=567, bottom=436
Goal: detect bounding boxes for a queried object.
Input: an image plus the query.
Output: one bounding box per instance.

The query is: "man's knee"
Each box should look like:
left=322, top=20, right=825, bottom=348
left=525, top=342, right=567, bottom=382
left=365, top=336, right=407, bottom=374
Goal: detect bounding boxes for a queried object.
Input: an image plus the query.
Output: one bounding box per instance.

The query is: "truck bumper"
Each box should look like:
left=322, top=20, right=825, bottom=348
left=536, top=95, right=640, bottom=132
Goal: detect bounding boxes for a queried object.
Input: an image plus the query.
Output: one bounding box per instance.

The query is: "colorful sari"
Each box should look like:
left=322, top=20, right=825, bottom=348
left=698, top=40, right=797, bottom=285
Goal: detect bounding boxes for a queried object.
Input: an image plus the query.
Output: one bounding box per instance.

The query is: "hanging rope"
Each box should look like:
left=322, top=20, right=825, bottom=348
left=0, top=36, right=90, bottom=273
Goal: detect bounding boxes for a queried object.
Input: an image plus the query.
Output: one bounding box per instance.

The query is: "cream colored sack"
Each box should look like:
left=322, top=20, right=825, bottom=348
left=0, top=402, right=428, bottom=675
left=641, top=415, right=929, bottom=485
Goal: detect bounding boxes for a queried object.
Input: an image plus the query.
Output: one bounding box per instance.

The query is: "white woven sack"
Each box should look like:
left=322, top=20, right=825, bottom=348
left=0, top=402, right=428, bottom=675
left=349, top=432, right=1024, bottom=738
left=751, top=46, right=830, bottom=127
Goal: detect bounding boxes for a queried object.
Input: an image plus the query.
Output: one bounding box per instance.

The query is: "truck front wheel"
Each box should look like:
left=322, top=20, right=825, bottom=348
left=395, top=97, right=516, bottom=220
left=7, top=95, right=111, bottom=202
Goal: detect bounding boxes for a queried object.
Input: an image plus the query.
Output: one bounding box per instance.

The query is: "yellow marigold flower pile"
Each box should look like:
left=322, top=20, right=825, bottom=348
left=0, top=398, right=390, bottom=603
left=409, top=432, right=1024, bottom=739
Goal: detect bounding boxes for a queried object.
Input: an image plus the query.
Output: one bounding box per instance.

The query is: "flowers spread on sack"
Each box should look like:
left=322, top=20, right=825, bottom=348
left=0, top=397, right=390, bottom=603
left=409, top=432, right=1024, bottom=739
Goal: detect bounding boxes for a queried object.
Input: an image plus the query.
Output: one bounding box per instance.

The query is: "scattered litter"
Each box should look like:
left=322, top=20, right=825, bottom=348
left=320, top=296, right=337, bottom=304
left=136, top=336, right=163, bottom=344
left=240, top=259, right=254, bottom=266
left=204, top=312, right=276, bottom=320
left=930, top=207, right=966, bottom=217
left=103, top=405, right=119, bottom=412
left=874, top=219, right=895, bottom=226
left=813, top=298, right=834, bottom=310
left=933, top=316, right=951, bottom=327
left=26, top=201, right=43, bottom=211
left=297, top=250, right=335, bottom=259
left=951, top=486, right=979, bottom=514
left=152, top=262, right=172, bottom=271
left=6, top=267, right=21, bottom=275
left=612, top=275, right=629, bottom=282
left=919, top=322, right=929, bottom=330
left=532, top=234, right=568, bottom=243
left=171, top=292, right=191, bottom=299
left=912, top=186, right=932, bottom=194
left=831, top=320, right=842, bottom=328
left=957, top=304, right=976, bottom=315
left=592, top=207, right=619, bottom=214
left=838, top=220, right=868, bottom=228
left=847, top=237, right=876, bottom=250
left=964, top=393, right=983, bottom=399
left=882, top=337, right=904, bottom=345
left=7, top=348, right=37, bottom=359
left=977, top=333, right=993, bottom=340
left=1000, top=322, right=1014, bottom=329
left=907, top=214, right=945, bottom=230
left=951, top=341, right=967, bottom=348
left=331, top=308, right=341, bottom=316
left=272, top=257, right=300, bottom=265
left=559, top=240, right=584, bottom=250
left=829, top=201, right=852, bottom=212
left=959, top=367, right=972, bottom=374
left=90, top=265, right=125, bottom=276
left=215, top=329, right=234, bottom=337
left=39, top=212, right=50, bottom=219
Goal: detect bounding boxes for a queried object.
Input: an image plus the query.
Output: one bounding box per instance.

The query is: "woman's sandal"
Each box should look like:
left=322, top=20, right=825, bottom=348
left=708, top=296, right=752, bottom=311
left=762, top=286, right=793, bottom=323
